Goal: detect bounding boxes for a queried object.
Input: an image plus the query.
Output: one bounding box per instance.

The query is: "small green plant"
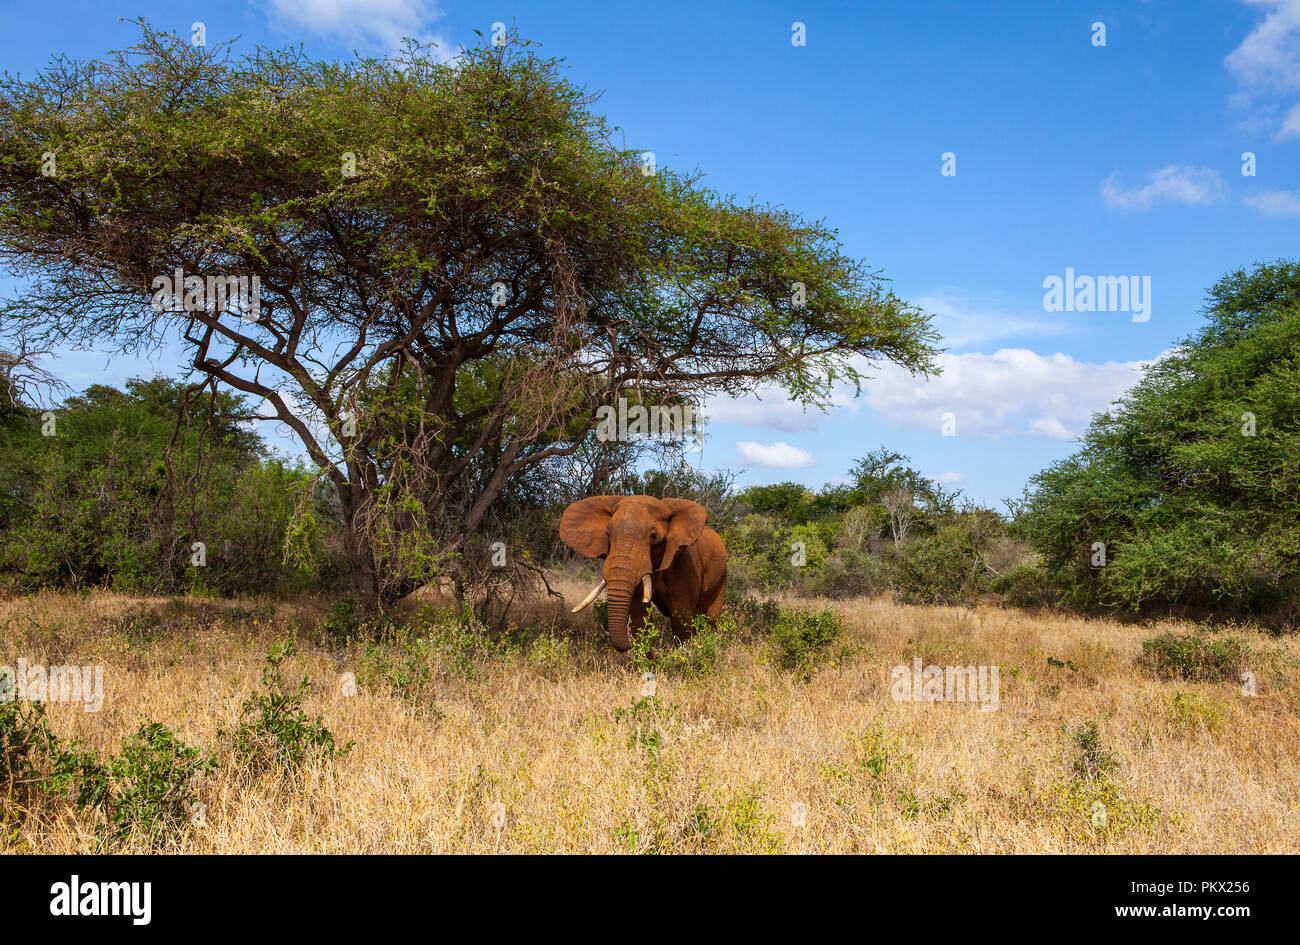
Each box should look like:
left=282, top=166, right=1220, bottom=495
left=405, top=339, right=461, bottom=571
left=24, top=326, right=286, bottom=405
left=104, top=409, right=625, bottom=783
left=821, top=723, right=914, bottom=795
left=1047, top=777, right=1165, bottom=841
left=0, top=699, right=83, bottom=834
left=768, top=608, right=845, bottom=679
left=414, top=607, right=515, bottom=680
left=223, top=641, right=352, bottom=772
left=526, top=634, right=572, bottom=676
left=628, top=613, right=658, bottom=674
left=1067, top=721, right=1119, bottom=783
left=658, top=613, right=732, bottom=677
left=613, top=695, right=675, bottom=765
left=81, top=723, right=215, bottom=848
left=1140, top=632, right=1247, bottom=682
left=897, top=788, right=967, bottom=820
left=356, top=635, right=439, bottom=713
left=1048, top=720, right=1167, bottom=842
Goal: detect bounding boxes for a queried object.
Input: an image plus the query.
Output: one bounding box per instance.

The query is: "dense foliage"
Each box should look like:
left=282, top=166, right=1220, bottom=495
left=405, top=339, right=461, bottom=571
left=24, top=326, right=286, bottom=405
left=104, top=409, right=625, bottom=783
left=0, top=378, right=335, bottom=593
left=1020, top=261, right=1300, bottom=619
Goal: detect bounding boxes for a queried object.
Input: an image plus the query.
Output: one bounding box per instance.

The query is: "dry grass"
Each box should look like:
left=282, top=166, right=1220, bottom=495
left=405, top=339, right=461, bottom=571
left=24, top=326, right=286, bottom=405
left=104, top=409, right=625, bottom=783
left=2, top=584, right=1298, bottom=853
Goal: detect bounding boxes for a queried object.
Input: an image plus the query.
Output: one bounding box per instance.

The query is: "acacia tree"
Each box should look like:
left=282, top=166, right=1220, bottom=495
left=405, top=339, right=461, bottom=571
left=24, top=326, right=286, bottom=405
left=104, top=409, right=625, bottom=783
left=0, top=25, right=939, bottom=610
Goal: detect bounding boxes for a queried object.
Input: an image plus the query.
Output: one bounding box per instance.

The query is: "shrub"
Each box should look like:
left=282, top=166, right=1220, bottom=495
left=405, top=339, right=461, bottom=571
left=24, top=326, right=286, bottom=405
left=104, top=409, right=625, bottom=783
left=994, top=563, right=1058, bottom=608
left=895, top=525, right=986, bottom=604
left=768, top=608, right=845, bottom=679
left=223, top=641, right=351, bottom=772
left=1139, top=632, right=1248, bottom=682
left=803, top=547, right=889, bottom=599
left=2, top=699, right=210, bottom=850
left=0, top=699, right=82, bottom=835
left=724, top=591, right=780, bottom=637
left=656, top=613, right=735, bottom=678
left=1067, top=721, right=1119, bottom=783
left=82, top=723, right=215, bottom=848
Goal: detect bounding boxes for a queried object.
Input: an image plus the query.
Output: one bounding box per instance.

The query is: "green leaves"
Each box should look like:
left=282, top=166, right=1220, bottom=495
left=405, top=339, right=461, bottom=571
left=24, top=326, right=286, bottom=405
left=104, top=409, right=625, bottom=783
left=1022, top=261, right=1300, bottom=616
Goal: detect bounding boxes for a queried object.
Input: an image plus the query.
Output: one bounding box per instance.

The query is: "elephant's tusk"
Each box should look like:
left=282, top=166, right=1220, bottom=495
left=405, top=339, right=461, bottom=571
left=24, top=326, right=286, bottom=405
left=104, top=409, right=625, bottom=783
left=642, top=573, right=653, bottom=603
left=570, top=579, right=606, bottom=613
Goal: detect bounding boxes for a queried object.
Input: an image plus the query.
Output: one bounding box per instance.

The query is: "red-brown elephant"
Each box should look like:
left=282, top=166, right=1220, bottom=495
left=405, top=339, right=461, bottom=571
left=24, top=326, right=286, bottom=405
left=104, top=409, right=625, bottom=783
left=560, top=495, right=727, bottom=651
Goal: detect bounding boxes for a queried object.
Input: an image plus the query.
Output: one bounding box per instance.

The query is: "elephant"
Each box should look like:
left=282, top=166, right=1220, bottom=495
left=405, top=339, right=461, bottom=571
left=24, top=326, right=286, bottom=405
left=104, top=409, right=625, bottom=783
left=560, top=495, right=727, bottom=651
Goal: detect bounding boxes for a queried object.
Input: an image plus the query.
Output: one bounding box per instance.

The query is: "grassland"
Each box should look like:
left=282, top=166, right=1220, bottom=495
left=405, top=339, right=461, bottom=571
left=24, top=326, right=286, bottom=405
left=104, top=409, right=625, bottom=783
left=2, top=581, right=1297, bottom=853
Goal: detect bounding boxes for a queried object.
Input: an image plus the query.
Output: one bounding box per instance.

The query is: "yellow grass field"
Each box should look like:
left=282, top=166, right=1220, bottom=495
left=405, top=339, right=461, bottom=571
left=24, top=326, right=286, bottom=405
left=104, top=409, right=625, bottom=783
left=3, top=583, right=1297, bottom=854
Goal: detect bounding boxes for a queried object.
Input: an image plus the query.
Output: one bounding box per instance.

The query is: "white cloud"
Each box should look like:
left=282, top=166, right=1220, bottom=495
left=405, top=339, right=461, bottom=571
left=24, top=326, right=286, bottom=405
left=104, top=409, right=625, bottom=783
left=1225, top=1, right=1300, bottom=139
left=736, top=441, right=816, bottom=469
left=263, top=0, right=451, bottom=56
left=862, top=348, right=1155, bottom=441
left=933, top=471, right=965, bottom=486
left=1281, top=101, right=1300, bottom=138
left=708, top=345, right=1153, bottom=442
left=1100, top=166, right=1224, bottom=211
left=1243, top=188, right=1300, bottom=215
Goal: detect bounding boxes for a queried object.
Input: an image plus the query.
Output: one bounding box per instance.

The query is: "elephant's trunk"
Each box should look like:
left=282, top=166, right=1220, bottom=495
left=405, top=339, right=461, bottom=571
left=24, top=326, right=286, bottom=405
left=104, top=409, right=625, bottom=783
left=602, top=549, right=647, bottom=651
left=605, top=584, right=633, bottom=651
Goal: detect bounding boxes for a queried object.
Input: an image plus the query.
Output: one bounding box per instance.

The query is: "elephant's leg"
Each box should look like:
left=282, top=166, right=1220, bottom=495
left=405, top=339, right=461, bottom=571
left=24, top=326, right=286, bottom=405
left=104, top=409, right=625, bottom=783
left=702, top=575, right=727, bottom=620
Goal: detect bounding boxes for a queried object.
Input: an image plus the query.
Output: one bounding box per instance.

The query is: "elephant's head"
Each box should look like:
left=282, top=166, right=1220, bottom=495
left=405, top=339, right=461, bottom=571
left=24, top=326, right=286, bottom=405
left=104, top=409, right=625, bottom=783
left=560, top=495, right=709, bottom=650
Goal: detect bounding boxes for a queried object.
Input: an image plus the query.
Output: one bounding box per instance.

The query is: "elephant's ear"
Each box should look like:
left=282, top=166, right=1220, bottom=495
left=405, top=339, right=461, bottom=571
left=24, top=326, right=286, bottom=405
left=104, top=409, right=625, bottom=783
left=657, top=498, right=708, bottom=570
left=559, top=496, right=623, bottom=558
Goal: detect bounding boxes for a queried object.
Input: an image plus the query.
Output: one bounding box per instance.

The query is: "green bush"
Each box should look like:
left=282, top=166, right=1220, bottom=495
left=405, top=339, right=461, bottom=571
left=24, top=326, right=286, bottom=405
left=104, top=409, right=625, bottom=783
left=81, top=723, right=215, bottom=848
left=0, top=378, right=339, bottom=595
left=994, top=563, right=1058, bottom=608
left=0, top=699, right=83, bottom=835
left=1139, top=632, right=1248, bottom=682
left=895, top=525, right=986, bottom=604
left=768, top=608, right=845, bottom=679
left=2, top=699, right=210, bottom=850
left=1021, top=261, right=1300, bottom=618
left=223, top=641, right=351, bottom=772
left=1067, top=721, right=1119, bottom=783
left=804, top=546, right=889, bottom=598
left=321, top=597, right=363, bottom=646
left=724, top=591, right=781, bottom=636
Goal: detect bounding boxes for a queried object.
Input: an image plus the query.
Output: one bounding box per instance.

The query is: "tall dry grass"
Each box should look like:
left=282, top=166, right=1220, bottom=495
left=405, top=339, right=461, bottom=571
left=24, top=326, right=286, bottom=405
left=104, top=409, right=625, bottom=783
left=2, top=584, right=1296, bottom=853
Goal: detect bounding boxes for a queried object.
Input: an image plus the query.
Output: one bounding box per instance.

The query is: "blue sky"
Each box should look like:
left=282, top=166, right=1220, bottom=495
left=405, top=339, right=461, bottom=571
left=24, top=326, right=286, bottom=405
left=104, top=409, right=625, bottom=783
left=2, top=0, right=1298, bottom=508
